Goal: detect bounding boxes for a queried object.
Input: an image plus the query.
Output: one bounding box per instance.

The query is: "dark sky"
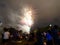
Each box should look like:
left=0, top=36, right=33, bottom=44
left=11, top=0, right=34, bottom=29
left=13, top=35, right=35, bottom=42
left=0, top=0, right=60, bottom=27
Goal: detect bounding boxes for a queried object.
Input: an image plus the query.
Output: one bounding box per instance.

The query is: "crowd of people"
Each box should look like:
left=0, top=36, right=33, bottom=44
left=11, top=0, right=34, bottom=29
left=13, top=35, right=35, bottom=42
left=35, top=25, right=60, bottom=45
left=1, top=27, right=35, bottom=45
left=1, top=25, right=60, bottom=45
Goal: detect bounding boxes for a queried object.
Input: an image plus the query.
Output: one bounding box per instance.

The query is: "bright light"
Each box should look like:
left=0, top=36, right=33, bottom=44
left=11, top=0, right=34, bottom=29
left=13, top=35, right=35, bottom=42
left=23, top=7, right=33, bottom=26
left=49, top=24, right=52, bottom=27
left=18, top=6, right=34, bottom=34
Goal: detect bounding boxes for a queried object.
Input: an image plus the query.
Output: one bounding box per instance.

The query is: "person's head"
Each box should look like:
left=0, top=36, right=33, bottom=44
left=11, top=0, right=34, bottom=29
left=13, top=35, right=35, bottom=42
left=53, top=25, right=58, bottom=29
left=3, top=27, right=8, bottom=32
left=19, top=30, right=22, bottom=34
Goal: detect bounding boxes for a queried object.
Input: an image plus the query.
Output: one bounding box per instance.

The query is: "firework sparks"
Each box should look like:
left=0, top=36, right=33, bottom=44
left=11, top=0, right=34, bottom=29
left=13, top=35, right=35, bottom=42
left=18, top=5, right=34, bottom=34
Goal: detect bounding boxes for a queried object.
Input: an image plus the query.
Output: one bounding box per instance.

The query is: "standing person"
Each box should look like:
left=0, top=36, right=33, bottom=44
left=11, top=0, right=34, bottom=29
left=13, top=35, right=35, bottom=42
left=58, top=31, right=60, bottom=45
left=43, top=32, right=53, bottom=45
left=29, top=32, right=34, bottom=41
left=2, top=27, right=10, bottom=45
left=18, top=30, right=23, bottom=41
left=9, top=28, right=18, bottom=41
left=51, top=25, right=59, bottom=45
left=34, top=28, right=43, bottom=45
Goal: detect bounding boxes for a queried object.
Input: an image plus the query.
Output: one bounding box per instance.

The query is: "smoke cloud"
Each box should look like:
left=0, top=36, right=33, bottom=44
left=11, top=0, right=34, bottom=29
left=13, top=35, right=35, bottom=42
left=0, top=0, right=60, bottom=28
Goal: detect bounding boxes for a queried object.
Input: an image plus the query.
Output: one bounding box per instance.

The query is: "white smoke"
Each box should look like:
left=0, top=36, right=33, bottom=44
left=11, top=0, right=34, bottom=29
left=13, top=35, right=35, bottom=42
left=0, top=0, right=60, bottom=29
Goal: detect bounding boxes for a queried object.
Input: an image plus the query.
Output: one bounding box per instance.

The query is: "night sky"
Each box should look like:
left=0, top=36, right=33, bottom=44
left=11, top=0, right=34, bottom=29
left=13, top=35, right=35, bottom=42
left=0, top=0, right=60, bottom=27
